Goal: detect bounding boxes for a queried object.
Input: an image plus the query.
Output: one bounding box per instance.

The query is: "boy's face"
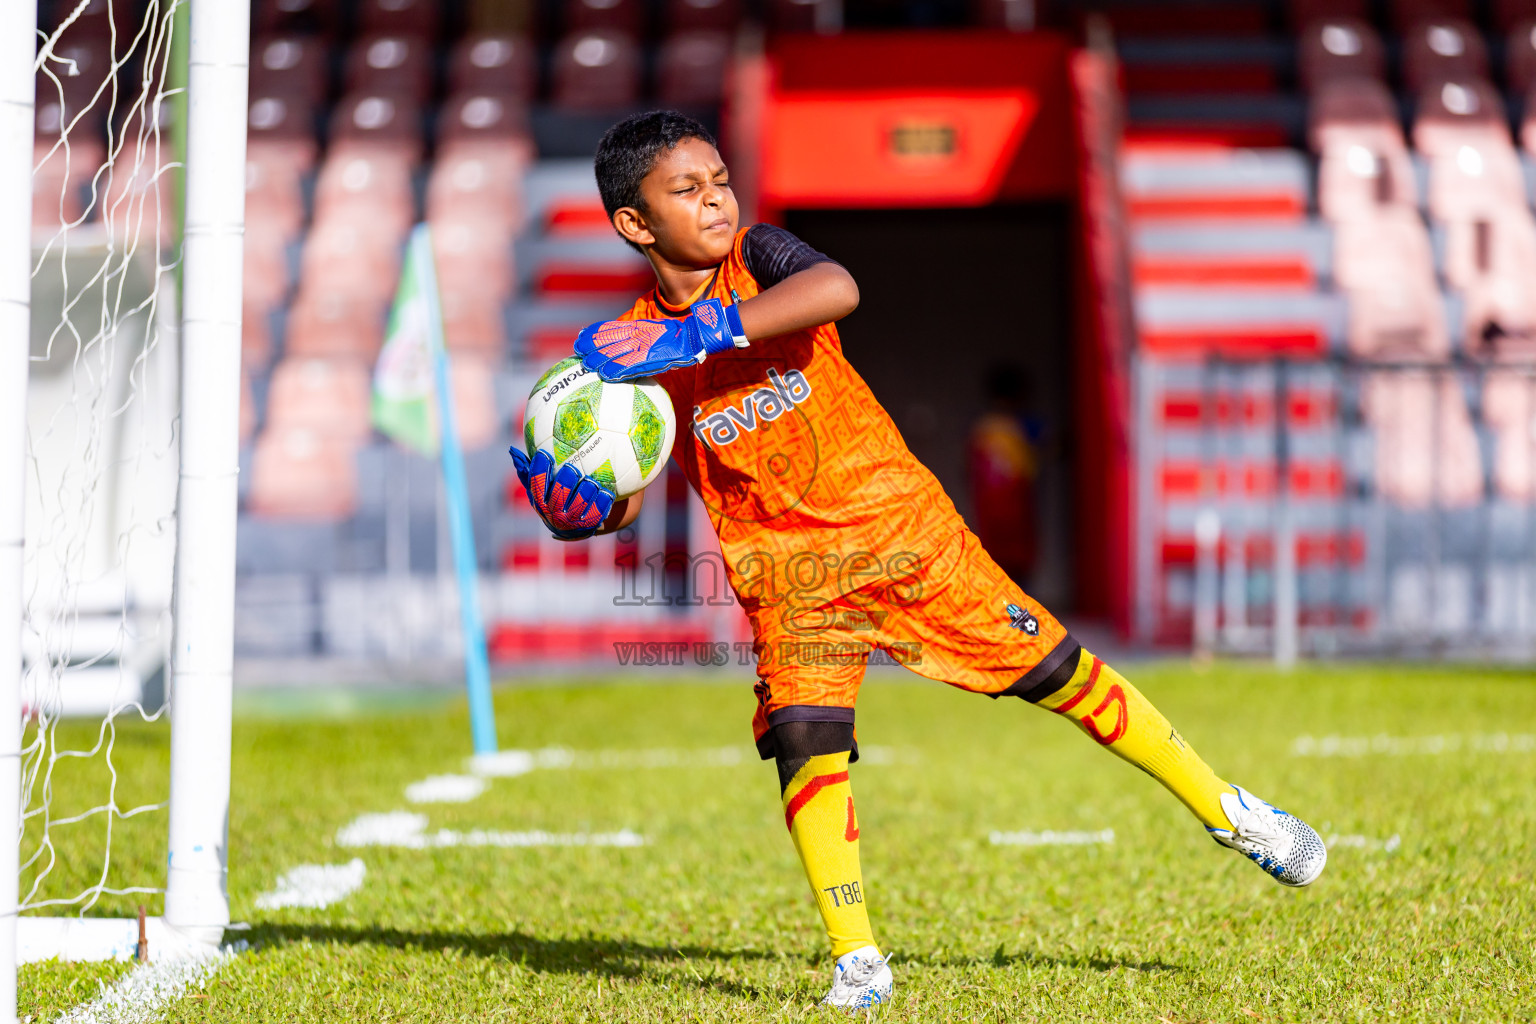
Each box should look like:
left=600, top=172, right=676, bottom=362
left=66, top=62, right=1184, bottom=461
left=618, top=137, right=738, bottom=268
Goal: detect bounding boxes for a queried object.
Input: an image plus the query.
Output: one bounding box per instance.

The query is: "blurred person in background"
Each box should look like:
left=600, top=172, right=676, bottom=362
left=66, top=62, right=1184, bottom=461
left=966, top=362, right=1045, bottom=589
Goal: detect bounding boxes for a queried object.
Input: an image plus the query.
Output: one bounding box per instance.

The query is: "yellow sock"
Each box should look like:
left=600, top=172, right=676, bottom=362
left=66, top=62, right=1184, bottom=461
left=781, top=751, right=877, bottom=958
left=1036, top=649, right=1235, bottom=830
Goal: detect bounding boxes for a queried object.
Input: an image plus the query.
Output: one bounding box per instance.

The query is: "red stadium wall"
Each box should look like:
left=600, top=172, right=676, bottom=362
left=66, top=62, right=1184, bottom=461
left=738, top=32, right=1133, bottom=631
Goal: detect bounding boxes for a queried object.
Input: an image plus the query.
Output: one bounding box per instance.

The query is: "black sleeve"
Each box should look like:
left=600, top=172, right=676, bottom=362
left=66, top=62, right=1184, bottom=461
left=740, top=223, right=840, bottom=289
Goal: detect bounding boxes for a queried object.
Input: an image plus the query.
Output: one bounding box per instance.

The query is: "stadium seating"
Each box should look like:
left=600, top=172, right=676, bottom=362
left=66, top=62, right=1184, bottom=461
left=565, top=0, right=648, bottom=35
left=658, top=30, right=733, bottom=106
left=665, top=0, right=745, bottom=32
left=1296, top=18, right=1386, bottom=92
left=1401, top=19, right=1487, bottom=93
left=345, top=35, right=435, bottom=101
left=448, top=33, right=539, bottom=97
left=251, top=35, right=330, bottom=100
left=552, top=31, right=643, bottom=110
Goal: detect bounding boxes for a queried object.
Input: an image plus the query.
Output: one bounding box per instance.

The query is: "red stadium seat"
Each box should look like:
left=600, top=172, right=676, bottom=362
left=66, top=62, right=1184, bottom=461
left=1316, top=134, right=1417, bottom=222
left=1335, top=210, right=1450, bottom=362
left=665, top=0, right=744, bottom=32
left=433, top=218, right=516, bottom=302
left=328, top=92, right=424, bottom=164
left=240, top=367, right=257, bottom=444
left=438, top=92, right=534, bottom=155
left=299, top=221, right=406, bottom=309
left=768, top=0, right=840, bottom=33
left=1495, top=0, right=1536, bottom=29
left=658, top=31, right=733, bottom=107
left=244, top=306, right=275, bottom=371
left=440, top=291, right=508, bottom=355
left=1446, top=212, right=1536, bottom=354
left=50, top=0, right=136, bottom=39
left=1360, top=371, right=1482, bottom=506
left=1425, top=135, right=1525, bottom=221
left=448, top=33, right=538, bottom=97
left=313, top=151, right=416, bottom=228
left=246, top=155, right=307, bottom=242
left=249, top=94, right=319, bottom=179
left=38, top=38, right=111, bottom=132
left=552, top=31, right=642, bottom=110
left=565, top=0, right=647, bottom=34
left=265, top=357, right=374, bottom=444
left=1289, top=0, right=1369, bottom=27
left=1482, top=371, right=1536, bottom=499
left=1413, top=78, right=1507, bottom=156
left=248, top=427, right=360, bottom=520
left=449, top=353, right=501, bottom=449
left=1508, top=22, right=1536, bottom=95
left=32, top=101, right=104, bottom=229
left=253, top=0, right=344, bottom=39
left=427, top=151, right=526, bottom=227
left=1388, top=0, right=1471, bottom=31
left=286, top=291, right=389, bottom=360
left=1296, top=18, right=1386, bottom=93
left=243, top=222, right=293, bottom=313
left=250, top=36, right=330, bottom=101
left=1401, top=18, right=1487, bottom=94
left=973, top=0, right=1036, bottom=31
left=465, top=0, right=541, bottom=36
left=345, top=35, right=434, bottom=101
left=357, top=0, right=442, bottom=37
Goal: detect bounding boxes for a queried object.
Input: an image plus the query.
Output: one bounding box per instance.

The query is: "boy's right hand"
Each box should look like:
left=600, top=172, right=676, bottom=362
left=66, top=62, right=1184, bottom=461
left=509, top=447, right=614, bottom=540
left=574, top=298, right=747, bottom=382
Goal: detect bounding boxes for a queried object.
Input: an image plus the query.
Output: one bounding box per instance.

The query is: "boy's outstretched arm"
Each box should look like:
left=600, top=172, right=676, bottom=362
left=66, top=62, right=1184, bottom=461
left=736, top=262, right=859, bottom=342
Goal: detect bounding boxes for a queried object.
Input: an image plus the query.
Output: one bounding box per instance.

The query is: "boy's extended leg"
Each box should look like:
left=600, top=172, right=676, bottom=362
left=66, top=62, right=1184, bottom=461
left=1021, top=647, right=1327, bottom=886
left=772, top=721, right=892, bottom=1009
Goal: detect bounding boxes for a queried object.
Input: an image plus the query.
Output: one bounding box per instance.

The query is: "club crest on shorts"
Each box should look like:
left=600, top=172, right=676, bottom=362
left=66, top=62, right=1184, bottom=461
left=1005, top=603, right=1039, bottom=636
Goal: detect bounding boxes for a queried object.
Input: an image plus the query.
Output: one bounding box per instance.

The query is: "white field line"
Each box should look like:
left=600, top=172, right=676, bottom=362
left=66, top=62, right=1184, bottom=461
left=254, top=859, right=367, bottom=910
left=54, top=944, right=242, bottom=1024
left=1291, top=733, right=1536, bottom=757
left=1325, top=832, right=1402, bottom=853
left=405, top=774, right=488, bottom=804
left=989, top=828, right=1115, bottom=847
left=337, top=811, right=645, bottom=850
left=468, top=744, right=912, bottom=778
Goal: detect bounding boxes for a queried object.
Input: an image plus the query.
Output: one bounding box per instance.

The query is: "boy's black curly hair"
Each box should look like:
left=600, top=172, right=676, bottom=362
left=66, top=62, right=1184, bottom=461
left=594, top=110, right=718, bottom=234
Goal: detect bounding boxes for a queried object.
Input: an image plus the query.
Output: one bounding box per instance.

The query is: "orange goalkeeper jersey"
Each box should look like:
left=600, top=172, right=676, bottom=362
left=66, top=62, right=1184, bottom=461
left=620, top=226, right=970, bottom=637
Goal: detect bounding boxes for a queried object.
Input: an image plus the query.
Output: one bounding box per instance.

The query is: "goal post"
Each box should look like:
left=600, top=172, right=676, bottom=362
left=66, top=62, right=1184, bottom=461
left=0, top=11, right=40, bottom=1024
left=164, top=0, right=250, bottom=948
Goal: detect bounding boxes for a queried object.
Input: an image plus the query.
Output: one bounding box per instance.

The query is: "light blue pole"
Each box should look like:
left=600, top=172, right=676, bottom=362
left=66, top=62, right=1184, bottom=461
left=413, top=225, right=498, bottom=754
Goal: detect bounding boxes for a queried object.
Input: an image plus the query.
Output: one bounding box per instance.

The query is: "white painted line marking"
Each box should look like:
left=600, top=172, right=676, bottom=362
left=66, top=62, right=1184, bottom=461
left=405, top=774, right=488, bottom=804
left=336, top=811, right=645, bottom=850
left=1292, top=733, right=1536, bottom=757
left=1325, top=833, right=1401, bottom=853
left=55, top=944, right=241, bottom=1024
left=989, top=828, right=1115, bottom=847
left=254, top=859, right=367, bottom=910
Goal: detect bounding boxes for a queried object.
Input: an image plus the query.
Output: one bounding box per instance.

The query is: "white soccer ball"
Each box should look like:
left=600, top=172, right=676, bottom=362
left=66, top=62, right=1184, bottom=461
left=521, top=356, right=677, bottom=499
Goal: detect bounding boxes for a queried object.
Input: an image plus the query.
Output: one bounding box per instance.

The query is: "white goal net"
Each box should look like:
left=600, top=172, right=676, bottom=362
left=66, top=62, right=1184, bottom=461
left=22, top=0, right=182, bottom=925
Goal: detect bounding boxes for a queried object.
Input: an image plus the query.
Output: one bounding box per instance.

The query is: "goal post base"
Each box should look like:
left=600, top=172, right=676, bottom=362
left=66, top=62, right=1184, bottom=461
left=17, top=917, right=226, bottom=965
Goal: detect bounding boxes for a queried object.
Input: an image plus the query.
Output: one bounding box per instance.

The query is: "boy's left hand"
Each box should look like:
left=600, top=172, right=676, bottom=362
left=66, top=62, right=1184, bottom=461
left=574, top=298, right=748, bottom=382
left=509, top=447, right=614, bottom=540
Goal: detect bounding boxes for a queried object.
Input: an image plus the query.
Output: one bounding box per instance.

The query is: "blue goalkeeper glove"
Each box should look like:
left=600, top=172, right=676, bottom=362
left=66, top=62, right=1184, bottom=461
left=508, top=447, right=614, bottom=540
left=574, top=297, right=748, bottom=382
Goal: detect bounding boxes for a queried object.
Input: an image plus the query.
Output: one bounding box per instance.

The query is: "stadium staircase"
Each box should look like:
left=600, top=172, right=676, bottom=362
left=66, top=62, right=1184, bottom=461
left=1096, top=0, right=1536, bottom=651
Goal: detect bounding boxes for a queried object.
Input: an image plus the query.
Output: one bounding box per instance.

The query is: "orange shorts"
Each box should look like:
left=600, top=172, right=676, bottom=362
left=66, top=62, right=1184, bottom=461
left=748, top=527, right=1079, bottom=758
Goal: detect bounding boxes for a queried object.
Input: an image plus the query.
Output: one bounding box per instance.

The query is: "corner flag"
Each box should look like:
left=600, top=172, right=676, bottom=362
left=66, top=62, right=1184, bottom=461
left=374, top=225, right=499, bottom=756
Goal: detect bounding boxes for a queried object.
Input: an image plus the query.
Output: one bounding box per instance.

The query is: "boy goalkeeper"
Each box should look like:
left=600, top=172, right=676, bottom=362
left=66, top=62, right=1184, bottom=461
left=509, top=111, right=1327, bottom=1011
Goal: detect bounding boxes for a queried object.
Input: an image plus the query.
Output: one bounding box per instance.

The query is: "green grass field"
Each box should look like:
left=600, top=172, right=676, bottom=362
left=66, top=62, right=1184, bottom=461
left=18, top=662, right=1536, bottom=1022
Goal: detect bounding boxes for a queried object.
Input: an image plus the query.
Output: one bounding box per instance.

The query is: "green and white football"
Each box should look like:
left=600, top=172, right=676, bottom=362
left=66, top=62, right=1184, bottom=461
left=521, top=356, right=676, bottom=499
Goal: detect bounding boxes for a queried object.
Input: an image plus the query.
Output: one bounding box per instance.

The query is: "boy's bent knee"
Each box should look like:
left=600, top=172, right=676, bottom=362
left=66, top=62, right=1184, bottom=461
left=772, top=720, right=855, bottom=794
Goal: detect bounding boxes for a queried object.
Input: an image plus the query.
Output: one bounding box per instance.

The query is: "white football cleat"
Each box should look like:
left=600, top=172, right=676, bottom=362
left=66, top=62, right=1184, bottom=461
left=822, top=945, right=892, bottom=1011
left=1207, top=786, right=1327, bottom=887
